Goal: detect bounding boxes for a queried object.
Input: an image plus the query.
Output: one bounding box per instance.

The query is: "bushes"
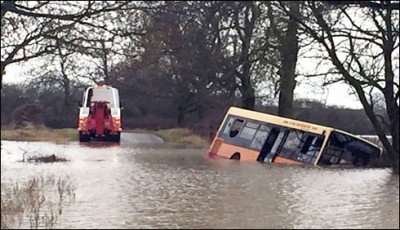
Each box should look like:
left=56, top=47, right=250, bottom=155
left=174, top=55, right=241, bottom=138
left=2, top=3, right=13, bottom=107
left=9, top=104, right=45, bottom=128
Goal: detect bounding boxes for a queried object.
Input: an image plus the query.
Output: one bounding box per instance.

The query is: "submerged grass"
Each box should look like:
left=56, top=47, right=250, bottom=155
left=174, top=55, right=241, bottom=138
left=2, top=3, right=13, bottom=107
left=153, top=128, right=209, bottom=148
left=1, top=175, right=76, bottom=229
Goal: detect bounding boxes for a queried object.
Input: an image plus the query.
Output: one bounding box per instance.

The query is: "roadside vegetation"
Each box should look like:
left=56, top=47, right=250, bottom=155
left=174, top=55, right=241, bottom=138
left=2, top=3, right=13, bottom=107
left=1, top=124, right=209, bottom=148
left=153, top=128, right=209, bottom=148
left=1, top=124, right=77, bottom=144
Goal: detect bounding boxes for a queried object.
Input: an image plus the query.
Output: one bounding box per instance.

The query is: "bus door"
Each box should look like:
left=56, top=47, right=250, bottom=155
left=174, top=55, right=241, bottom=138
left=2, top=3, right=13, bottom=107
left=257, top=127, right=286, bottom=162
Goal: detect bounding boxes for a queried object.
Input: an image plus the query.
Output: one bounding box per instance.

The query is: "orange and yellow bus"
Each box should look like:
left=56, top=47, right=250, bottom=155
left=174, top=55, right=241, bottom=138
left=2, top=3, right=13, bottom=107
left=208, top=107, right=383, bottom=167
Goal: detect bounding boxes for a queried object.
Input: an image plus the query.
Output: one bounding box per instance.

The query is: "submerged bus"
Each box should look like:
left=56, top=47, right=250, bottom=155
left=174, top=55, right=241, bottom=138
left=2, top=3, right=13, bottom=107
left=208, top=107, right=382, bottom=167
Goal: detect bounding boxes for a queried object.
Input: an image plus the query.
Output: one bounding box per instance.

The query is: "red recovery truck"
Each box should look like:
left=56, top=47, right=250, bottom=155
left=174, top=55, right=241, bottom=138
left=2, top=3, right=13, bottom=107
left=77, top=83, right=122, bottom=142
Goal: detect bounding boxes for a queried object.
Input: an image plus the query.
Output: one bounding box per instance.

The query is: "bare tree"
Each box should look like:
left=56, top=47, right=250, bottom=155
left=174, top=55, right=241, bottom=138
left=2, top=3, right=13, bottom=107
left=1, top=1, right=151, bottom=88
left=133, top=1, right=238, bottom=126
left=229, top=1, right=262, bottom=110
left=282, top=1, right=399, bottom=173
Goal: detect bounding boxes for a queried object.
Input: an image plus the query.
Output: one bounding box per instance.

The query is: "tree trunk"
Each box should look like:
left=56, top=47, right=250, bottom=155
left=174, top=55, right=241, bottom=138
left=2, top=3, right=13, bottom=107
left=386, top=101, right=399, bottom=174
left=177, top=110, right=184, bottom=127
left=101, top=40, right=111, bottom=85
left=235, top=2, right=257, bottom=111
left=278, top=2, right=299, bottom=119
left=381, top=7, right=399, bottom=174
left=241, top=81, right=255, bottom=110
left=1, top=62, right=5, bottom=89
left=240, top=55, right=255, bottom=110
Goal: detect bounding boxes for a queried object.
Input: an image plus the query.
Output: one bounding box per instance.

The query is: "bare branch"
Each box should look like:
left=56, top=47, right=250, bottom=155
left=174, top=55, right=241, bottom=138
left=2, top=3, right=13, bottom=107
left=327, top=1, right=400, bottom=11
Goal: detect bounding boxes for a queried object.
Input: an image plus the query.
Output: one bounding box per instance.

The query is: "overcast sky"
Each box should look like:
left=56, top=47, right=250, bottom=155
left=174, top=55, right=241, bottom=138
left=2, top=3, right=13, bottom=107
left=3, top=62, right=363, bottom=110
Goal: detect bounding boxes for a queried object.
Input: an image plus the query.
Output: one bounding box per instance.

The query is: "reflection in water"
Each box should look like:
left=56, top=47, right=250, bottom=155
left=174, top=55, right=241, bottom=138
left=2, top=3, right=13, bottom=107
left=1, top=140, right=399, bottom=229
left=78, top=141, right=121, bottom=148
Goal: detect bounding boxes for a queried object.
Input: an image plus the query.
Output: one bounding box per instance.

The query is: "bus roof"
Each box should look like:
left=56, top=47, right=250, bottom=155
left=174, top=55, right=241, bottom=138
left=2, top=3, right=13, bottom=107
left=227, top=106, right=333, bottom=135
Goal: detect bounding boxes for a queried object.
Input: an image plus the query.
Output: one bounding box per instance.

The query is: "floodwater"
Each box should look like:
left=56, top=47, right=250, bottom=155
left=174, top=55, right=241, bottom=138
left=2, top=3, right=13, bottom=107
left=1, top=133, right=399, bottom=229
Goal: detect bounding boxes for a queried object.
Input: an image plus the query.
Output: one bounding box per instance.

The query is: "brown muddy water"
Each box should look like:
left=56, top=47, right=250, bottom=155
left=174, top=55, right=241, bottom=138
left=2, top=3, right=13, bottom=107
left=1, top=133, right=399, bottom=229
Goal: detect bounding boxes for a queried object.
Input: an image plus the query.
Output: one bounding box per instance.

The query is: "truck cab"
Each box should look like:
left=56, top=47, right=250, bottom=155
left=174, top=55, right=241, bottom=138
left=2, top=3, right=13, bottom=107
left=77, top=83, right=122, bottom=142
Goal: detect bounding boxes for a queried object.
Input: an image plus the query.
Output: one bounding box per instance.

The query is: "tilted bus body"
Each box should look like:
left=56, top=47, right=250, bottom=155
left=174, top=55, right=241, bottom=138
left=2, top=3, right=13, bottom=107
left=208, top=107, right=382, bottom=167
left=77, top=83, right=122, bottom=142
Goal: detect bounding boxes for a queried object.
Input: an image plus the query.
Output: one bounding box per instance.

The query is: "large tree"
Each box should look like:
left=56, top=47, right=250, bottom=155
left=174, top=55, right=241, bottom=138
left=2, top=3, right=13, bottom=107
left=282, top=1, right=399, bottom=173
left=1, top=1, right=150, bottom=88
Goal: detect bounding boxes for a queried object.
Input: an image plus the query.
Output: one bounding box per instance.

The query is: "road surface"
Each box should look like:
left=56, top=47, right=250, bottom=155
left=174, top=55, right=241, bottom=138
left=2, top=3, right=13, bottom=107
left=120, top=132, right=164, bottom=144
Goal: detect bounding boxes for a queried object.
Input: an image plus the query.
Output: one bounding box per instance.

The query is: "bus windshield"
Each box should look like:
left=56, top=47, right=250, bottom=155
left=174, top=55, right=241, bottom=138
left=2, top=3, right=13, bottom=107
left=318, top=131, right=381, bottom=167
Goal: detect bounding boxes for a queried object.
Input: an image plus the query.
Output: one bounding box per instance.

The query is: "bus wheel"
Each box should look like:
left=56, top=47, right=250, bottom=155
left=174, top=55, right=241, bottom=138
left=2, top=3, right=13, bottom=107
left=230, top=152, right=241, bottom=160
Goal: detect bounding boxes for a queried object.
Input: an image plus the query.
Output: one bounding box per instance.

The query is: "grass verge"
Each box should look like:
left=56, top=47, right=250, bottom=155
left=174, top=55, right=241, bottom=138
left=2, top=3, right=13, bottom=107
left=1, top=126, right=77, bottom=144
left=1, top=126, right=209, bottom=147
left=153, top=128, right=209, bottom=148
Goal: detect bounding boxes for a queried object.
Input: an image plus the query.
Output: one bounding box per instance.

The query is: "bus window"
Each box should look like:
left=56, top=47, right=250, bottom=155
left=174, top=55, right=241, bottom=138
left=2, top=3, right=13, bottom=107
left=278, top=130, right=304, bottom=159
left=229, top=119, right=244, bottom=138
left=276, top=130, right=323, bottom=164
left=297, top=135, right=324, bottom=163
left=222, top=117, right=236, bottom=135
left=245, top=121, right=259, bottom=129
left=257, top=127, right=282, bottom=162
left=239, top=122, right=258, bottom=140
left=270, top=130, right=286, bottom=154
left=250, top=126, right=272, bottom=150
left=300, top=136, right=315, bottom=153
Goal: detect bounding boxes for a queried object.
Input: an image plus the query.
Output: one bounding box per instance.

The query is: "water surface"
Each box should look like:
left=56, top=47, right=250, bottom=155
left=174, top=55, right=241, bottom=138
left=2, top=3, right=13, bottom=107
left=1, top=139, right=398, bottom=229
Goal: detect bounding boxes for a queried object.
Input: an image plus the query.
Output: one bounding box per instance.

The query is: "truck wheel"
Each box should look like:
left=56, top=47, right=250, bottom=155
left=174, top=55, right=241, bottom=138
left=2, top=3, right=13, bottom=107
left=79, top=132, right=90, bottom=142
left=110, top=133, right=120, bottom=142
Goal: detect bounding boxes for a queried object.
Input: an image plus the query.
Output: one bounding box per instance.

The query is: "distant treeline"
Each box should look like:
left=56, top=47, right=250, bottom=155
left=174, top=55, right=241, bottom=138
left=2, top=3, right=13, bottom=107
left=1, top=82, right=386, bottom=140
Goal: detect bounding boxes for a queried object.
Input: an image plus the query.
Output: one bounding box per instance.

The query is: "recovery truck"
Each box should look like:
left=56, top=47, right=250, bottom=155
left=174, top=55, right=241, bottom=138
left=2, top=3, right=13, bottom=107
left=77, top=83, right=122, bottom=142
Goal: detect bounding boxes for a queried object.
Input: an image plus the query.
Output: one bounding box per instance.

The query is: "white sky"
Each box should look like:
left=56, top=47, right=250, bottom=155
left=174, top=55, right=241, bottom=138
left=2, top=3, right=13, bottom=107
left=294, top=76, right=362, bottom=109
left=3, top=62, right=363, bottom=109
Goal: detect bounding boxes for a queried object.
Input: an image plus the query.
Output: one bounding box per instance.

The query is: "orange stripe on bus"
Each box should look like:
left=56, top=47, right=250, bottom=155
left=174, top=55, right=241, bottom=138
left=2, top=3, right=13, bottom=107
left=217, top=143, right=259, bottom=161
left=272, top=156, right=303, bottom=165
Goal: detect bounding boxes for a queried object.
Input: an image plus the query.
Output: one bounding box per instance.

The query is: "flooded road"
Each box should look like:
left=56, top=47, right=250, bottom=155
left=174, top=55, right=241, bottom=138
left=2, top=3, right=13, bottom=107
left=1, top=134, right=399, bottom=229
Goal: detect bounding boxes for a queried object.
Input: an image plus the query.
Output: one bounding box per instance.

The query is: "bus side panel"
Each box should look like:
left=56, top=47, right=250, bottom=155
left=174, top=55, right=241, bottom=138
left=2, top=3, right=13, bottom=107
left=272, top=156, right=303, bottom=165
left=217, top=143, right=259, bottom=161
left=215, top=143, right=304, bottom=164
